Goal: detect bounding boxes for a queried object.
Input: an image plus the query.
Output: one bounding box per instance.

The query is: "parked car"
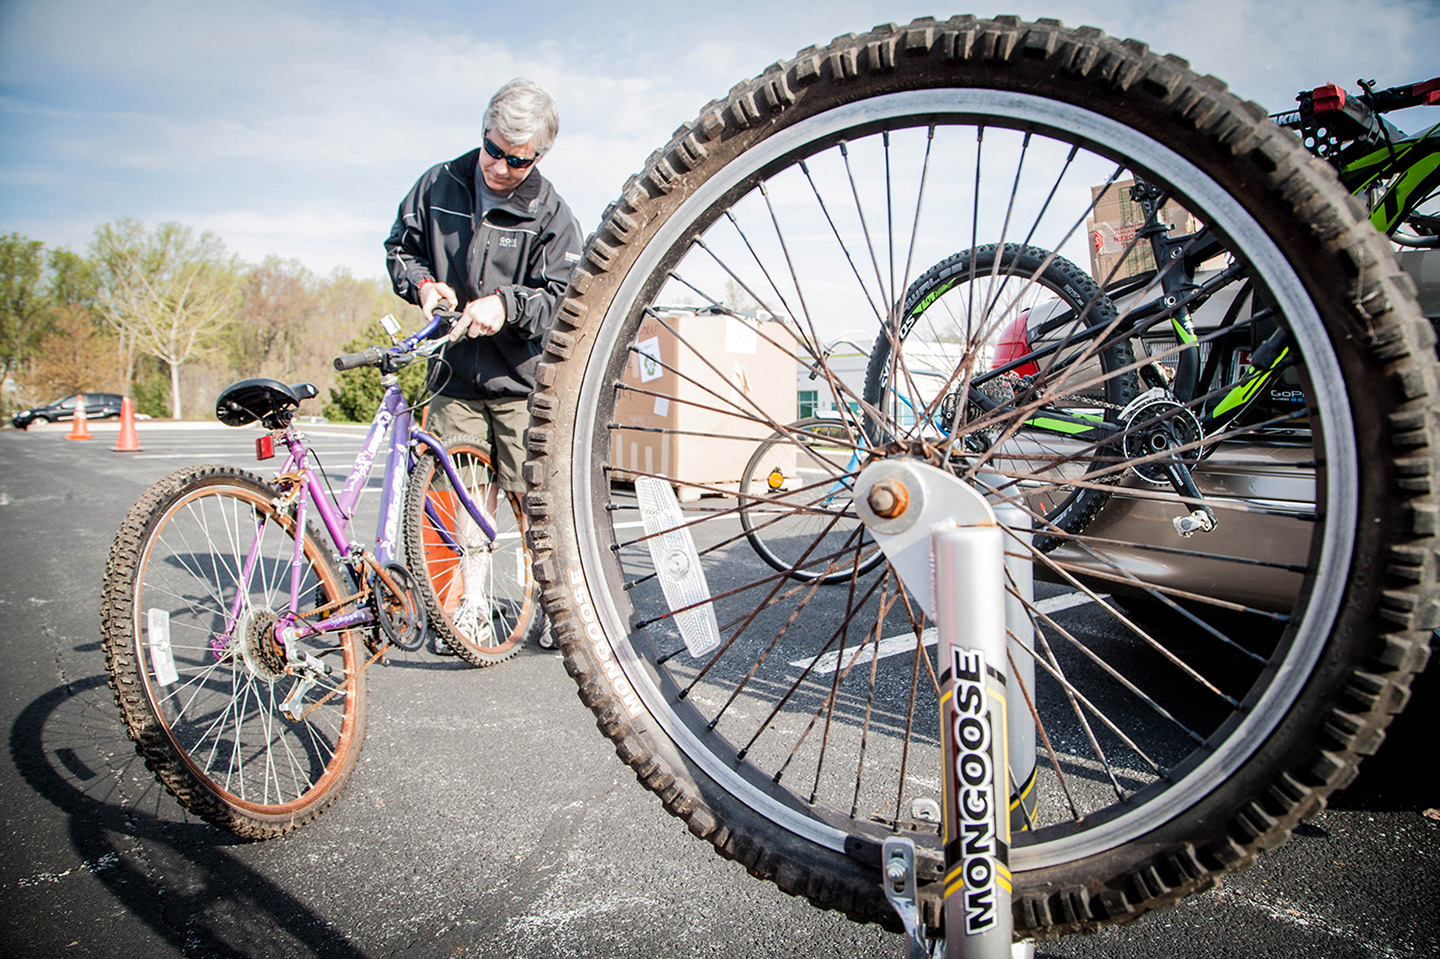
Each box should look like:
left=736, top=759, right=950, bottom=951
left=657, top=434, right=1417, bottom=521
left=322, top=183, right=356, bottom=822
left=11, top=393, right=124, bottom=429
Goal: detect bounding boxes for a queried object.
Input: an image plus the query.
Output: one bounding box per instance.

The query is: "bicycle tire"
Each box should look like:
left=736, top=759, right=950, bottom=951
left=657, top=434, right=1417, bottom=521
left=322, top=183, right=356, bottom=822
left=524, top=16, right=1439, bottom=939
left=407, top=433, right=541, bottom=666
left=100, top=464, right=368, bottom=839
left=864, top=244, right=1139, bottom=552
left=738, top=417, right=885, bottom=584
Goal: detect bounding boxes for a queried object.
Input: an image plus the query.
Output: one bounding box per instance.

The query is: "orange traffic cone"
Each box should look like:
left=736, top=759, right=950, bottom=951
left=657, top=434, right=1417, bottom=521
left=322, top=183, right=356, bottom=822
left=65, top=394, right=93, bottom=440
left=112, top=396, right=142, bottom=452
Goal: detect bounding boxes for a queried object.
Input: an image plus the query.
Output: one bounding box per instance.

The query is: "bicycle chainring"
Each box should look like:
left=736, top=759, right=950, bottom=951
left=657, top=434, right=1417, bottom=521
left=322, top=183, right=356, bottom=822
left=1120, top=388, right=1205, bottom=485
left=374, top=561, right=427, bottom=651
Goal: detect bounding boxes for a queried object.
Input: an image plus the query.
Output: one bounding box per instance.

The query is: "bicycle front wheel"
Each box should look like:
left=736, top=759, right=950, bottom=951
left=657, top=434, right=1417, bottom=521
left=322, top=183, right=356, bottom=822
left=525, top=17, right=1439, bottom=940
left=100, top=465, right=368, bottom=838
left=406, top=433, right=541, bottom=666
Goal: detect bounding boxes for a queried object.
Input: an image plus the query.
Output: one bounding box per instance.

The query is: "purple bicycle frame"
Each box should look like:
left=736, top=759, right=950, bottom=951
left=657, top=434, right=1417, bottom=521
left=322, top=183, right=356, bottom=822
left=218, top=379, right=499, bottom=651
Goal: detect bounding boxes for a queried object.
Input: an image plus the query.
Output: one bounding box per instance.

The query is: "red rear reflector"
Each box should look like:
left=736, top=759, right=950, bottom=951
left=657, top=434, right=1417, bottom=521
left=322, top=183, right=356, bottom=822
left=256, top=434, right=275, bottom=460
left=993, top=310, right=1040, bottom=377
left=1312, top=83, right=1346, bottom=114
left=1416, top=78, right=1440, bottom=106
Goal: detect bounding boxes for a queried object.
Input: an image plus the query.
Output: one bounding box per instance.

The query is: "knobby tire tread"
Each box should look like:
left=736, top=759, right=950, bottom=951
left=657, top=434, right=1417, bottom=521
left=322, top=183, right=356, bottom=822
left=100, top=464, right=367, bottom=840
left=405, top=433, right=540, bottom=666
left=522, top=16, right=1440, bottom=939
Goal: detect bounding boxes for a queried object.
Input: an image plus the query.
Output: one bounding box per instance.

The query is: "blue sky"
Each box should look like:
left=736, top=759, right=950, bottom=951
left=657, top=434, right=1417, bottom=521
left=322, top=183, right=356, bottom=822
left=2, top=0, right=1436, bottom=281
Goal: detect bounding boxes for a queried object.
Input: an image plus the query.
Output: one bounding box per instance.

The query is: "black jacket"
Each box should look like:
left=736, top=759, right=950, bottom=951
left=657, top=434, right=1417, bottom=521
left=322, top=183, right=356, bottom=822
left=385, top=148, right=583, bottom=399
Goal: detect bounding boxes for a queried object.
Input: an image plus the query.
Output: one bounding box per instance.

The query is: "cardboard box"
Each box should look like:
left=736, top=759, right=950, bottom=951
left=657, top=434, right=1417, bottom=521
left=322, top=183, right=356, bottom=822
left=1087, top=179, right=1201, bottom=284
left=612, top=309, right=797, bottom=501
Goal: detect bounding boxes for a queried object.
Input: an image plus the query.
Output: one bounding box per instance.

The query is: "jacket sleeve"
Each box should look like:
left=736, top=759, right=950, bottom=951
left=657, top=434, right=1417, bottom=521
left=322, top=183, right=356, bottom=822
left=384, top=173, right=438, bottom=304
left=495, top=198, right=584, bottom=339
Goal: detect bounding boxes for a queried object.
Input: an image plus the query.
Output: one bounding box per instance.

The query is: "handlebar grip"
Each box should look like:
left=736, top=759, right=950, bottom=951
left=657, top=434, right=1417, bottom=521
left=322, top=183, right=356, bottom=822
left=419, top=309, right=461, bottom=340
left=333, top=346, right=385, bottom=371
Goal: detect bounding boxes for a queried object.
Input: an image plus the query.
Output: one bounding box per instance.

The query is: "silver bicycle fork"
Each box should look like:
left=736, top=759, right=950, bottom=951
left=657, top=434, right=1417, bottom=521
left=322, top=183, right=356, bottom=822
left=856, top=461, right=1035, bottom=959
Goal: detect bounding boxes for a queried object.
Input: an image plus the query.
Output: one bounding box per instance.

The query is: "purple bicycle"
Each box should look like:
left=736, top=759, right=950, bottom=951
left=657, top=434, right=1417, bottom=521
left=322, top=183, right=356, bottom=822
left=100, top=310, right=542, bottom=838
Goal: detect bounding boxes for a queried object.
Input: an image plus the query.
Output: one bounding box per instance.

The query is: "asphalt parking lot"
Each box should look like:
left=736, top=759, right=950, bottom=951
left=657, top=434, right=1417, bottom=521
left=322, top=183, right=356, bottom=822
left=1, top=420, right=1436, bottom=958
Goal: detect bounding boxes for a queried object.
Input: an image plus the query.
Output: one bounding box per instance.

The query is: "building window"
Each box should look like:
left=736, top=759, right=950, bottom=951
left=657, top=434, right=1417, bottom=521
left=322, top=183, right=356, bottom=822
left=798, top=390, right=818, bottom=419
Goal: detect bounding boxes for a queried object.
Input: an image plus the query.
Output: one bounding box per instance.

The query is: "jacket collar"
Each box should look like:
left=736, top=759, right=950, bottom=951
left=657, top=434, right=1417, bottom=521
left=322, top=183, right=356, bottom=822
left=449, top=148, right=544, bottom=220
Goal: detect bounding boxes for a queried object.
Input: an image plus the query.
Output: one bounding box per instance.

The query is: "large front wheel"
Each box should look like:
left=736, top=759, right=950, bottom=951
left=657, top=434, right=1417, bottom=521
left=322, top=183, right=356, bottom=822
left=525, top=17, right=1439, bottom=940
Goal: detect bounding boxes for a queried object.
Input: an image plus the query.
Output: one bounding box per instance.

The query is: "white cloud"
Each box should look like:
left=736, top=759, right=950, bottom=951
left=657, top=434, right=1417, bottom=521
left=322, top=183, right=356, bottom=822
left=3, top=0, right=1438, bottom=283
left=193, top=207, right=393, bottom=278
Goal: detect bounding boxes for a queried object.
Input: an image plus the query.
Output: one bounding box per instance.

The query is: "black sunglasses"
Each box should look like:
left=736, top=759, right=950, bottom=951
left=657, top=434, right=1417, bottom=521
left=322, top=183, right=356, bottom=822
left=483, top=135, right=539, bottom=169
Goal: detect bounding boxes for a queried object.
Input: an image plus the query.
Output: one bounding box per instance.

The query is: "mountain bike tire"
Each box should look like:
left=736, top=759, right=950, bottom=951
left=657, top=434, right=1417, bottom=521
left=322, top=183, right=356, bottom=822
left=100, top=465, right=369, bottom=839
left=406, top=433, right=542, bottom=666
left=863, top=244, right=1139, bottom=553
left=523, top=16, right=1439, bottom=939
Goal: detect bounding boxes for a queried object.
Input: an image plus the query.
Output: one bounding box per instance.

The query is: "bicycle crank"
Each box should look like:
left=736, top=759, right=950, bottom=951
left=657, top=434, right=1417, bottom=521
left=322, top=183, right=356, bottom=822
left=1119, top=387, right=1217, bottom=536
left=373, top=560, right=428, bottom=651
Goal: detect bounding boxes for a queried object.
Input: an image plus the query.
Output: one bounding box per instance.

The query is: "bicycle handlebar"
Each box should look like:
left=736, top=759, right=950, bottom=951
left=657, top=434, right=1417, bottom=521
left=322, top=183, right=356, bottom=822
left=1356, top=77, right=1440, bottom=114
left=414, top=310, right=460, bottom=342
left=331, top=311, right=461, bottom=371
left=333, top=346, right=387, bottom=371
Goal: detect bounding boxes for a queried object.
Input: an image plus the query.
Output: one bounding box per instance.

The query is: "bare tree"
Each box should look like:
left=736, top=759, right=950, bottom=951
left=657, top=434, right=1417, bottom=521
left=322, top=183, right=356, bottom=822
left=723, top=277, right=759, bottom=314
left=232, top=256, right=317, bottom=379
left=93, top=220, right=240, bottom=418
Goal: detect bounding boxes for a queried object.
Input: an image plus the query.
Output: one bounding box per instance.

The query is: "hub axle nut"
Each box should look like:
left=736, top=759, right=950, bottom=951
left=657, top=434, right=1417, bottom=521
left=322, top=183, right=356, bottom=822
left=868, top=478, right=909, bottom=519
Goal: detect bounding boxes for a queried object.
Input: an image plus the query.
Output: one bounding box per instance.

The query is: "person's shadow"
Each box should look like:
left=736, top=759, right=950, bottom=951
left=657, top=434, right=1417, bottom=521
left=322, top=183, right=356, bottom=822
left=10, top=673, right=368, bottom=958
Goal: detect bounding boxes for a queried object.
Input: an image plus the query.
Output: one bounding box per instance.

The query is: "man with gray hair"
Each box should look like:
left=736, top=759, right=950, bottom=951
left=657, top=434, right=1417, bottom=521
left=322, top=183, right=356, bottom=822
left=385, top=78, right=583, bottom=651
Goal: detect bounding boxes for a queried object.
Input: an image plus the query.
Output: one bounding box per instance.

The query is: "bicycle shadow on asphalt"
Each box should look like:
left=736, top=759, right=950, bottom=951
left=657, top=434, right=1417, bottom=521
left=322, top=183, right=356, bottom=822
left=9, top=674, right=368, bottom=959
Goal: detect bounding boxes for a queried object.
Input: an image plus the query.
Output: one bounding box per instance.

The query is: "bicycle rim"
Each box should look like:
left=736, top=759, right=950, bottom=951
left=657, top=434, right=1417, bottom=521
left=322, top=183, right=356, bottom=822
left=528, top=18, right=1438, bottom=937
left=126, top=475, right=364, bottom=822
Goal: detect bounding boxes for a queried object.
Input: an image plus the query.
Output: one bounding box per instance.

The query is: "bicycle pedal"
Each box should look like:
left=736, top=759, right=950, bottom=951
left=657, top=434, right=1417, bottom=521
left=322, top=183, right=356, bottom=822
left=1173, top=509, right=1216, bottom=537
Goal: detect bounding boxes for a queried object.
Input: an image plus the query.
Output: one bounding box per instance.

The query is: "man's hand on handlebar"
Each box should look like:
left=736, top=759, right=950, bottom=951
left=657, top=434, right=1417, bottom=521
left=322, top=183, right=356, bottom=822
left=448, top=294, right=506, bottom=341
left=419, top=280, right=458, bottom=318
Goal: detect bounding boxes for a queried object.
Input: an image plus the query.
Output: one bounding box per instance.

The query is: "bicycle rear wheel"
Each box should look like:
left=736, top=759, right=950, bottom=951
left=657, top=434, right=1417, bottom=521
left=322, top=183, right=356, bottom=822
left=525, top=17, right=1439, bottom=939
left=739, top=417, right=884, bottom=584
left=864, top=244, right=1139, bottom=551
left=407, top=433, right=541, bottom=666
left=100, top=464, right=368, bottom=838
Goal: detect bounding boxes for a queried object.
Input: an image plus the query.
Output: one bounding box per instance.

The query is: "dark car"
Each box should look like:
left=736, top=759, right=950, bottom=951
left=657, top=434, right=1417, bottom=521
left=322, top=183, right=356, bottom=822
left=11, top=393, right=124, bottom=429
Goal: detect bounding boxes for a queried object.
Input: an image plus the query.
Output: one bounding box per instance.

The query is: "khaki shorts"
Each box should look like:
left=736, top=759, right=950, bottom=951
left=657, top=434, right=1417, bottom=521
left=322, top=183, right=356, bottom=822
left=424, top=394, right=530, bottom=492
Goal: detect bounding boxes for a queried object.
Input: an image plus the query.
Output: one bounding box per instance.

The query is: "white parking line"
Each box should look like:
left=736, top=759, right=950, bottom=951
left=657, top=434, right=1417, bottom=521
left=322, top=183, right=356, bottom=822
left=793, top=591, right=1106, bottom=674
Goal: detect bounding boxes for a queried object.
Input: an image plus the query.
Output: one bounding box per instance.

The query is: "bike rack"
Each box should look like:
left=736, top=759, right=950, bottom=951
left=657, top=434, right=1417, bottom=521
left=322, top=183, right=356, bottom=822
left=856, top=460, right=1035, bottom=959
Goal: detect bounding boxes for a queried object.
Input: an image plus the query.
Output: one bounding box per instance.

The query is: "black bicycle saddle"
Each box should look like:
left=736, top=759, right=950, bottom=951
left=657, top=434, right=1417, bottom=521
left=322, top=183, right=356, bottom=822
left=215, top=378, right=319, bottom=429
